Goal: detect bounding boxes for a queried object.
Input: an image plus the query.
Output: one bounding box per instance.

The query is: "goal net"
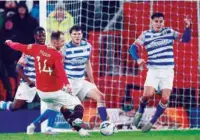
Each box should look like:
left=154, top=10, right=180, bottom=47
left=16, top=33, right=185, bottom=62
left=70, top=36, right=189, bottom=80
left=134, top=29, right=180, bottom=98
left=40, top=0, right=200, bottom=131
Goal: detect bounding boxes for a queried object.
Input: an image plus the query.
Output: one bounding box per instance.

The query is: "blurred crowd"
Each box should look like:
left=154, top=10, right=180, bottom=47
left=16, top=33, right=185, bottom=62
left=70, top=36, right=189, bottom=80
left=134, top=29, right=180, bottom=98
left=0, top=1, right=39, bottom=100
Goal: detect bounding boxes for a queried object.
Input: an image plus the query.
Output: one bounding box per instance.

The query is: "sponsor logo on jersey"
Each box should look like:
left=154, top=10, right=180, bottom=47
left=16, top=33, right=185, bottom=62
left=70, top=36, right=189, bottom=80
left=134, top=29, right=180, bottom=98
left=70, top=57, right=87, bottom=65
left=150, top=39, right=172, bottom=47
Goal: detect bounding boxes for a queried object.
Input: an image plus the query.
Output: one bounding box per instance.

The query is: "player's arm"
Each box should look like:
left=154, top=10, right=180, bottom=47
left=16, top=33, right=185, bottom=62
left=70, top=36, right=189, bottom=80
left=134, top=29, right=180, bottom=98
left=5, top=40, right=34, bottom=55
left=181, top=17, right=191, bottom=42
left=85, top=59, right=95, bottom=84
left=175, top=17, right=191, bottom=42
left=129, top=33, right=145, bottom=65
left=16, top=54, right=35, bottom=87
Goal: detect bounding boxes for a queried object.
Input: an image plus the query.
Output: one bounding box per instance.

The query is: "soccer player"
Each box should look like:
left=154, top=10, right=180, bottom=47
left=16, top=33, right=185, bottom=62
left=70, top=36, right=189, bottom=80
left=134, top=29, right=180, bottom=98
left=5, top=31, right=89, bottom=136
left=0, top=27, right=46, bottom=111
left=26, top=31, right=90, bottom=136
left=62, top=25, right=108, bottom=123
left=129, top=13, right=191, bottom=132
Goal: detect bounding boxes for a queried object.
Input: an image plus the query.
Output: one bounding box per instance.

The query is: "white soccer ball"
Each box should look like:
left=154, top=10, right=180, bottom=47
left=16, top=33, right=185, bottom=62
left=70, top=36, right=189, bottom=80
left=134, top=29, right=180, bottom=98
left=100, top=121, right=116, bottom=136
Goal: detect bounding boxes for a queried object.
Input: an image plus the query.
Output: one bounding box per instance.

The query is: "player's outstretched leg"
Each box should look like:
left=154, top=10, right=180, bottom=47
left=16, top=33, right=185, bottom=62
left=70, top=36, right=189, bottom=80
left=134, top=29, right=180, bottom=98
left=0, top=101, right=12, bottom=111
left=142, top=89, right=169, bottom=132
left=71, top=105, right=90, bottom=129
left=0, top=100, right=25, bottom=111
left=87, top=89, right=108, bottom=121
left=26, top=123, right=36, bottom=135
left=61, top=105, right=90, bottom=136
left=133, top=97, right=149, bottom=128
left=142, top=101, right=167, bottom=132
left=141, top=101, right=167, bottom=132
left=26, top=109, right=58, bottom=135
left=97, top=102, right=108, bottom=121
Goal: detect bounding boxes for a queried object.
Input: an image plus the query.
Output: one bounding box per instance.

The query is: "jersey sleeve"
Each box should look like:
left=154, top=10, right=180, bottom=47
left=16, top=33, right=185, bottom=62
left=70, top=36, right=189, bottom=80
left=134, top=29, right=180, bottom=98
left=7, top=42, right=35, bottom=56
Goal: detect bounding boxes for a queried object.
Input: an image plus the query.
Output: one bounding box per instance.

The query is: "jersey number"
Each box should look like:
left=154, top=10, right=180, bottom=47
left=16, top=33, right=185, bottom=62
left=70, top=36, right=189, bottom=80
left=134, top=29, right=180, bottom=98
left=36, top=56, right=53, bottom=75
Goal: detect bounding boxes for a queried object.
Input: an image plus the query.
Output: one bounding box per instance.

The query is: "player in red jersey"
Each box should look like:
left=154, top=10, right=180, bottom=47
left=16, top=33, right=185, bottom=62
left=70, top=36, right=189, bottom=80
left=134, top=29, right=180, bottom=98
left=5, top=31, right=90, bottom=136
left=6, top=38, right=66, bottom=92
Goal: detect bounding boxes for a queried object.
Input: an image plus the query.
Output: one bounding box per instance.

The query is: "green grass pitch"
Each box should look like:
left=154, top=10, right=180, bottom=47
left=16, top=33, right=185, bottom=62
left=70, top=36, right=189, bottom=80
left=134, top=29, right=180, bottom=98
left=0, top=130, right=199, bottom=140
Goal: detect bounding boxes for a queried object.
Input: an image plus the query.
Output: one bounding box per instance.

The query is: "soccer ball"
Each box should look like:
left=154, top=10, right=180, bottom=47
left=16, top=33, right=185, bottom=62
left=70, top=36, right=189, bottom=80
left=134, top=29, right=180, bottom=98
left=100, top=121, right=116, bottom=136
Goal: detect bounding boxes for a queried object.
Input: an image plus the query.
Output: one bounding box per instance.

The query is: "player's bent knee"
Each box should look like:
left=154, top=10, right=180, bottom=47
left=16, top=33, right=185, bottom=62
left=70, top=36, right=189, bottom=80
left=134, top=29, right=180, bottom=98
left=60, top=106, right=72, bottom=118
left=161, top=98, right=169, bottom=105
left=74, top=105, right=84, bottom=113
left=96, top=93, right=105, bottom=103
left=142, top=96, right=151, bottom=102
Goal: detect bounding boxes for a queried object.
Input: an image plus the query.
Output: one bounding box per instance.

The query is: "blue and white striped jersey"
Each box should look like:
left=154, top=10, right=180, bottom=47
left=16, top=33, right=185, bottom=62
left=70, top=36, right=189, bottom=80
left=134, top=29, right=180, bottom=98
left=18, top=54, right=36, bottom=82
left=135, top=27, right=180, bottom=68
left=63, top=40, right=91, bottom=79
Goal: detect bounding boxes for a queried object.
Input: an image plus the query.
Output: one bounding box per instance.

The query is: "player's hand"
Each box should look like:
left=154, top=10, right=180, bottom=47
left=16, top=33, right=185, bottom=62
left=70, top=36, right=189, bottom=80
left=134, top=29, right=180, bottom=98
left=28, top=81, right=35, bottom=88
left=184, top=16, right=191, bottom=28
left=63, top=84, right=72, bottom=94
left=137, top=58, right=145, bottom=66
left=5, top=40, right=12, bottom=46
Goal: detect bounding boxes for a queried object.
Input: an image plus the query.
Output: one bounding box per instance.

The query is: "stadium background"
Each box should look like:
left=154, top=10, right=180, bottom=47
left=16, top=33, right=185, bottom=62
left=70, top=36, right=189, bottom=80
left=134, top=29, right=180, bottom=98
left=0, top=0, right=199, bottom=136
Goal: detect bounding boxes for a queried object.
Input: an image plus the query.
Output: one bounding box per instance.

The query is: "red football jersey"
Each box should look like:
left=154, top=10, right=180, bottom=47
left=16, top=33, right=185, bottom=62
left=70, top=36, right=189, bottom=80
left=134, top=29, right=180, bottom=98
left=8, top=42, right=68, bottom=92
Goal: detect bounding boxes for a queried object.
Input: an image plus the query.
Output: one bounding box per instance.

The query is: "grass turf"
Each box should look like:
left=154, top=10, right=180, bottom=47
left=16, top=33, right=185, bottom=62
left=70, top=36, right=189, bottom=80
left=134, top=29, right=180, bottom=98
left=0, top=130, right=199, bottom=140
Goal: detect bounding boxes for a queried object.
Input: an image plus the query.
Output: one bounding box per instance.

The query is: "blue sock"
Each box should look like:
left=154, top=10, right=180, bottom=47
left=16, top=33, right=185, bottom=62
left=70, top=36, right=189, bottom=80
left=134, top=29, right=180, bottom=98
left=138, top=98, right=148, bottom=114
left=0, top=101, right=12, bottom=111
left=33, top=109, right=58, bottom=127
left=150, top=101, right=167, bottom=124
left=98, top=106, right=107, bottom=121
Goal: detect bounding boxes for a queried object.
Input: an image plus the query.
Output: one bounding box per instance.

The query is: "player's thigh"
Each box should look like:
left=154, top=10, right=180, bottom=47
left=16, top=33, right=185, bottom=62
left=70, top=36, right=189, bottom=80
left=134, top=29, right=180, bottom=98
left=46, top=102, right=61, bottom=112
left=77, top=80, right=97, bottom=101
left=87, top=88, right=104, bottom=101
left=37, top=90, right=80, bottom=112
left=15, top=82, right=36, bottom=103
left=55, top=90, right=81, bottom=110
left=68, top=79, right=83, bottom=96
left=159, top=69, right=174, bottom=90
left=144, top=69, right=159, bottom=91
left=37, top=90, right=57, bottom=104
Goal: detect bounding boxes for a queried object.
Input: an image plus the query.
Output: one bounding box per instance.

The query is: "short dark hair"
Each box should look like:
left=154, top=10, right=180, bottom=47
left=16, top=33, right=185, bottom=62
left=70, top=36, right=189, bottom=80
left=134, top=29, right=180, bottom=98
left=51, top=31, right=64, bottom=40
left=34, top=27, right=45, bottom=35
left=69, top=25, right=82, bottom=34
left=151, top=13, right=164, bottom=19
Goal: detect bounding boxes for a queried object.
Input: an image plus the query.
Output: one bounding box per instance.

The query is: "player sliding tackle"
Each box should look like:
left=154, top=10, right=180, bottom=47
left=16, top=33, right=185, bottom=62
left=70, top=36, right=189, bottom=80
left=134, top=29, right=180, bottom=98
left=129, top=13, right=191, bottom=132
left=5, top=31, right=90, bottom=136
left=26, top=30, right=90, bottom=136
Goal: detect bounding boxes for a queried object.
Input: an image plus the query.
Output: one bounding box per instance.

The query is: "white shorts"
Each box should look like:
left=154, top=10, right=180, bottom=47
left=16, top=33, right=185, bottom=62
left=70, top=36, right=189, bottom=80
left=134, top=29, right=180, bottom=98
left=15, top=82, right=37, bottom=103
left=37, top=89, right=81, bottom=112
left=144, top=68, right=174, bottom=90
left=68, top=79, right=97, bottom=101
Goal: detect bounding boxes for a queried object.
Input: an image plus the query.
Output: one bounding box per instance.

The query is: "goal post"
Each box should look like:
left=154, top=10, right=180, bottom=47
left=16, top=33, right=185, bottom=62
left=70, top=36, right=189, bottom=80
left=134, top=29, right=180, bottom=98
left=39, top=0, right=200, bottom=132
